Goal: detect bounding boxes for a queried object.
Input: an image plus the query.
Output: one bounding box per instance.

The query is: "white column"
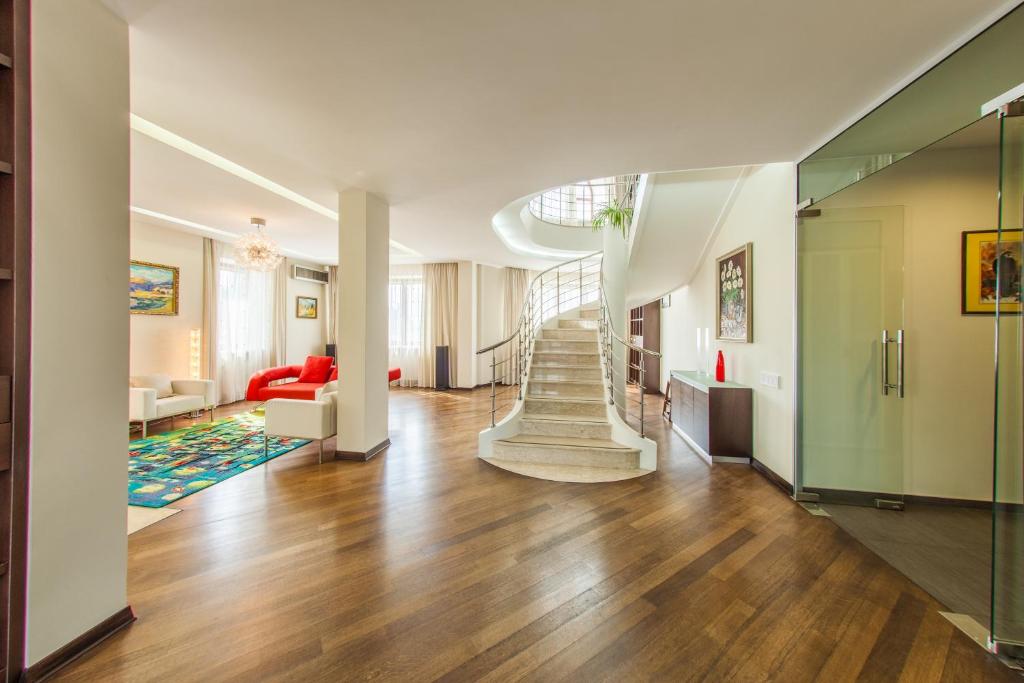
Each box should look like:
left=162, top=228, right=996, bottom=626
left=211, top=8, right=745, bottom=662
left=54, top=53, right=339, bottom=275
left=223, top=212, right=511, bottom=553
left=336, top=189, right=390, bottom=459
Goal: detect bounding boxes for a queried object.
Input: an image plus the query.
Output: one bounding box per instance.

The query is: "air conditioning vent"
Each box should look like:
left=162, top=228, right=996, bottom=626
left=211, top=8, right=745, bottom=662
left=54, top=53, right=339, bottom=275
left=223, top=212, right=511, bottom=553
left=292, top=265, right=328, bottom=284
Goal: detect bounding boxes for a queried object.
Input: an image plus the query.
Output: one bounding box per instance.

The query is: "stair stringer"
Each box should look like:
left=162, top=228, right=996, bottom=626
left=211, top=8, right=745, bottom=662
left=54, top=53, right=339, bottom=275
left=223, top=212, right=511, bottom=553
left=597, top=342, right=658, bottom=471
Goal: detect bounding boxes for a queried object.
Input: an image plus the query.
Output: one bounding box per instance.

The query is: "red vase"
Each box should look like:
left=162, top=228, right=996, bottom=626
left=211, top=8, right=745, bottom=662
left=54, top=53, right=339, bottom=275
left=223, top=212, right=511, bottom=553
left=715, top=350, right=725, bottom=382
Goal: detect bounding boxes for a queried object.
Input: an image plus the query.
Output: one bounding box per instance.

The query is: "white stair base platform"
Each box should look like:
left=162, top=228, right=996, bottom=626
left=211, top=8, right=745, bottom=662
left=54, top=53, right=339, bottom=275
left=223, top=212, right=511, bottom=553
left=481, top=458, right=653, bottom=483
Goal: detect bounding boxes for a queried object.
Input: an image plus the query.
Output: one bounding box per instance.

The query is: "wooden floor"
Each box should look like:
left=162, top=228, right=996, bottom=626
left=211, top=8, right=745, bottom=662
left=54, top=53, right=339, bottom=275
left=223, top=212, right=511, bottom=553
left=58, top=388, right=1016, bottom=682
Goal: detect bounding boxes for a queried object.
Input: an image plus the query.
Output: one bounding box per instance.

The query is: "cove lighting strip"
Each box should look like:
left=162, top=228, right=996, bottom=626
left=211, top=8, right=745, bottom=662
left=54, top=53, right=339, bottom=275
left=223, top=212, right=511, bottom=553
left=130, top=114, right=419, bottom=256
left=130, top=206, right=327, bottom=264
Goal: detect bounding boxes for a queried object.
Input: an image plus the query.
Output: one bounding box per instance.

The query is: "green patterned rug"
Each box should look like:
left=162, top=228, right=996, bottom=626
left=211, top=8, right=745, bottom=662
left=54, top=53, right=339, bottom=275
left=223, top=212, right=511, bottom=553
left=128, top=413, right=310, bottom=508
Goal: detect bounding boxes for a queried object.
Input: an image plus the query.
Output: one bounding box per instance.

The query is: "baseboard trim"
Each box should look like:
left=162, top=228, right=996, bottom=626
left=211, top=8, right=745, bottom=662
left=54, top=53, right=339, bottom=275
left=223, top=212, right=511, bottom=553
left=25, top=605, right=135, bottom=682
left=336, top=438, right=391, bottom=462
left=751, top=458, right=794, bottom=496
left=802, top=487, right=1022, bottom=511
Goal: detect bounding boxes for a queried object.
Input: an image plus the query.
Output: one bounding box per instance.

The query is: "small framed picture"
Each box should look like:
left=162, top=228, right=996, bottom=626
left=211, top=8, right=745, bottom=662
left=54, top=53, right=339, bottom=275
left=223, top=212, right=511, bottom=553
left=296, top=296, right=318, bottom=319
left=961, top=229, right=1023, bottom=315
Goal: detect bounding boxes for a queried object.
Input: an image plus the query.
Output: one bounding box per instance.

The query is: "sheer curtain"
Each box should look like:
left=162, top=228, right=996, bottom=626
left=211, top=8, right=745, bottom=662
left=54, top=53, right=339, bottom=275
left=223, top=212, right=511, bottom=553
left=201, top=238, right=221, bottom=390
left=216, top=256, right=274, bottom=404
left=501, top=267, right=530, bottom=384
left=420, top=263, right=459, bottom=388
left=388, top=266, right=423, bottom=387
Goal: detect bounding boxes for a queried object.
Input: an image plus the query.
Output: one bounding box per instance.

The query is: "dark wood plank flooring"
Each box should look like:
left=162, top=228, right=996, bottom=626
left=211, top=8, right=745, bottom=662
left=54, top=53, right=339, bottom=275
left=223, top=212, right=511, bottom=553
left=55, top=388, right=1016, bottom=681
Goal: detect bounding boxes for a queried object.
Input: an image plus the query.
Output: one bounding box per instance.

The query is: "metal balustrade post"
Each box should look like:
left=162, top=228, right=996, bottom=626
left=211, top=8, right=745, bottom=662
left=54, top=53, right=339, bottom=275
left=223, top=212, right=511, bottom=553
left=579, top=260, right=583, bottom=308
left=556, top=268, right=561, bottom=315
left=490, top=349, right=497, bottom=428
left=639, top=363, right=646, bottom=438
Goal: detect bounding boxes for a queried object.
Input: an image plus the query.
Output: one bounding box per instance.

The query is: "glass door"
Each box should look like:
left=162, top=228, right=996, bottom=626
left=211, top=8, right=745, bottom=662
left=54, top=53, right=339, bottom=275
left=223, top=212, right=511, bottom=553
left=797, top=206, right=906, bottom=506
left=992, top=100, right=1024, bottom=656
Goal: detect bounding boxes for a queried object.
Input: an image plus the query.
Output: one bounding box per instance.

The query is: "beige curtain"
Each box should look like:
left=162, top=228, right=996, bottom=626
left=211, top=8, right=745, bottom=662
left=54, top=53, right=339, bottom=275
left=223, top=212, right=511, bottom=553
left=501, top=267, right=530, bottom=384
left=419, top=263, right=458, bottom=388
left=324, top=265, right=339, bottom=349
left=201, top=238, right=220, bottom=392
left=270, top=260, right=289, bottom=366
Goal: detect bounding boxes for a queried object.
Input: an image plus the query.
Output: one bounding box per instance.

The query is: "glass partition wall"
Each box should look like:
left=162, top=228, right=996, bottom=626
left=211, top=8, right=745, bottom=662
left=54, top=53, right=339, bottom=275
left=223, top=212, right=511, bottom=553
left=795, top=3, right=1024, bottom=660
left=993, top=103, right=1024, bottom=656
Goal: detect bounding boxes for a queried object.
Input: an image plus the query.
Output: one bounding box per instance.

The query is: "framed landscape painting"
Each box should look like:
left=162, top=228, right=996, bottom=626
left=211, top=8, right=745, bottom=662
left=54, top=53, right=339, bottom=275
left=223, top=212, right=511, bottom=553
left=296, top=296, right=318, bottom=319
left=962, top=229, right=1023, bottom=315
left=716, top=243, right=752, bottom=342
left=130, top=261, right=179, bottom=315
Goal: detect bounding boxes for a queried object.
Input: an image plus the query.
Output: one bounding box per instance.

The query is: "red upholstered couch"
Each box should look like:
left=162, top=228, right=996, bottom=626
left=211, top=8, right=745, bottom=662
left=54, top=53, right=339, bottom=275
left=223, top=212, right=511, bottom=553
left=245, top=361, right=402, bottom=402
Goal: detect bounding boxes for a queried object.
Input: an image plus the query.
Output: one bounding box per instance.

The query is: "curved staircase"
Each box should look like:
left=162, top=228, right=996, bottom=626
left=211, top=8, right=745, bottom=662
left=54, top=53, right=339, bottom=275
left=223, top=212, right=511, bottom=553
left=481, top=303, right=655, bottom=483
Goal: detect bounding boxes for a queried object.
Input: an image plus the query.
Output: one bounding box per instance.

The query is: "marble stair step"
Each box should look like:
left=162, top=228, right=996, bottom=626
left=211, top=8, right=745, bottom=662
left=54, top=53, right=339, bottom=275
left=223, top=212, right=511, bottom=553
left=579, top=307, right=601, bottom=320
left=534, top=339, right=600, bottom=353
left=528, top=379, right=604, bottom=399
left=558, top=319, right=600, bottom=330
left=541, top=328, right=599, bottom=341
left=531, top=351, right=600, bottom=366
left=492, top=435, right=640, bottom=469
left=524, top=396, right=607, bottom=418
left=520, top=416, right=612, bottom=440
left=529, top=365, right=603, bottom=381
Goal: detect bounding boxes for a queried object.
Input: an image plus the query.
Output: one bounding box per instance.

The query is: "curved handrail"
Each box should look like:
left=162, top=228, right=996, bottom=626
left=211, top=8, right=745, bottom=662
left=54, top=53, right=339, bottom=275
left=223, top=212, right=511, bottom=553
left=476, top=250, right=600, bottom=355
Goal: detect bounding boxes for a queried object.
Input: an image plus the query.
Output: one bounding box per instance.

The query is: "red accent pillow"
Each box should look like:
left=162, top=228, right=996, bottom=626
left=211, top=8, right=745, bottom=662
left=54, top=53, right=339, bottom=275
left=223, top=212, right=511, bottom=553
left=296, top=355, right=334, bottom=383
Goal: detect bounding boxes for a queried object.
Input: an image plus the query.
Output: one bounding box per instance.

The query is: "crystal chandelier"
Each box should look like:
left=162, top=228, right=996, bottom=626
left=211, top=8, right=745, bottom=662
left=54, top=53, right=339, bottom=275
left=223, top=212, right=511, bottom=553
left=235, top=217, right=284, bottom=271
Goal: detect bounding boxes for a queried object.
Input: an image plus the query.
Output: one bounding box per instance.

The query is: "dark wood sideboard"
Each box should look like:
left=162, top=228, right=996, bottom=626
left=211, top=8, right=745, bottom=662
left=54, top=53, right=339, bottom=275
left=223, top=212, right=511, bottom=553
left=669, top=370, right=752, bottom=464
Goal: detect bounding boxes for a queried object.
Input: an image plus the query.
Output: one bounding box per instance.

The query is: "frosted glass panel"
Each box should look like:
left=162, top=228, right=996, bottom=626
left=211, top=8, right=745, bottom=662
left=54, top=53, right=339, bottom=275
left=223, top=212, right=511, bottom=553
left=798, top=206, right=905, bottom=496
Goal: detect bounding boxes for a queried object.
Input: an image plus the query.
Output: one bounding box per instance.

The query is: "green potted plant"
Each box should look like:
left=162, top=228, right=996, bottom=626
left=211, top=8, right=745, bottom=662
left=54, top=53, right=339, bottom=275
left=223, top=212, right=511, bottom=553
left=591, top=197, right=634, bottom=239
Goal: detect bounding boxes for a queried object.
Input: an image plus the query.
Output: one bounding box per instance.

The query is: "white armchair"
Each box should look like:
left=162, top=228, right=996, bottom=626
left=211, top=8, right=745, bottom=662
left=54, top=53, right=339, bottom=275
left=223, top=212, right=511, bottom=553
left=264, top=390, right=337, bottom=463
left=129, top=375, right=216, bottom=438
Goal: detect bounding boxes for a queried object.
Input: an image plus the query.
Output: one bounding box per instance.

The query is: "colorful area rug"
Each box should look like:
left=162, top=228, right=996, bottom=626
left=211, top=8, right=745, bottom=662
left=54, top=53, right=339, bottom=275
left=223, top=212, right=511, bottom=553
left=128, top=413, right=309, bottom=508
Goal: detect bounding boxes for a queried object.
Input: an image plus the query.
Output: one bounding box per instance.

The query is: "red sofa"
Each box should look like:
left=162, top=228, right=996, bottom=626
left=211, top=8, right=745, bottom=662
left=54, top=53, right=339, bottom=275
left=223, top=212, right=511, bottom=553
left=246, top=359, right=402, bottom=402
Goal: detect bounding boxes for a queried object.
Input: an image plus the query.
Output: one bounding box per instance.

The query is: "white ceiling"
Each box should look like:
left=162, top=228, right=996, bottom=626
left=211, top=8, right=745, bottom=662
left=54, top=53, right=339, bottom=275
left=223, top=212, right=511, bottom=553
left=107, top=0, right=1018, bottom=267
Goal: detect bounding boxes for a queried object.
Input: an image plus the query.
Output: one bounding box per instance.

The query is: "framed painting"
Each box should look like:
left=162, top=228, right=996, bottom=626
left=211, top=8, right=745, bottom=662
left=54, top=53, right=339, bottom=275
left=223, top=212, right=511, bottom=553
left=130, top=260, right=179, bottom=315
left=716, top=243, right=752, bottom=342
left=296, top=296, right=318, bottom=319
left=961, top=229, right=1023, bottom=315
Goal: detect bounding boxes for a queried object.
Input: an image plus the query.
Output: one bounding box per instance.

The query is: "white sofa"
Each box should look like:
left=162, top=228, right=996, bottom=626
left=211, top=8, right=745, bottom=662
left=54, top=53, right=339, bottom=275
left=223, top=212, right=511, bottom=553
left=264, top=389, right=337, bottom=463
left=129, top=375, right=217, bottom=438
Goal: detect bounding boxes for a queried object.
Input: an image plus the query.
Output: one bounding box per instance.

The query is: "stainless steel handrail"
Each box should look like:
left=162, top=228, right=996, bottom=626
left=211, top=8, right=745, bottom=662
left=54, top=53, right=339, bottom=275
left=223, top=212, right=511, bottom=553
left=597, top=256, right=662, bottom=437
left=475, top=251, right=602, bottom=427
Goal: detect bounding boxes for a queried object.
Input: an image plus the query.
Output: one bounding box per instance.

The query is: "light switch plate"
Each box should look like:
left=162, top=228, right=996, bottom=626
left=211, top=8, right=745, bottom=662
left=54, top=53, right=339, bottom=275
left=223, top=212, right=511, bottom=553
left=760, top=372, right=782, bottom=389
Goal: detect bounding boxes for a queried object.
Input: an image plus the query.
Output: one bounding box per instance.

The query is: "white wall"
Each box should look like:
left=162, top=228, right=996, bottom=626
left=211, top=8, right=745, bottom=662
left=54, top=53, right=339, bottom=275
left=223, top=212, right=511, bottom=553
left=476, top=265, right=506, bottom=384
left=130, top=220, right=203, bottom=378
left=816, top=142, right=999, bottom=501
left=285, top=260, right=328, bottom=365
left=28, top=0, right=130, bottom=665
left=659, top=163, right=796, bottom=483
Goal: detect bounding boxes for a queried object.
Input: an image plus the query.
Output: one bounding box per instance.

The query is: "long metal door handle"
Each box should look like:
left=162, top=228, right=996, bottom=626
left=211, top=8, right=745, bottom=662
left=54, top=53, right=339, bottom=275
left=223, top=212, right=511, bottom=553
left=881, top=329, right=890, bottom=396
left=896, top=329, right=905, bottom=398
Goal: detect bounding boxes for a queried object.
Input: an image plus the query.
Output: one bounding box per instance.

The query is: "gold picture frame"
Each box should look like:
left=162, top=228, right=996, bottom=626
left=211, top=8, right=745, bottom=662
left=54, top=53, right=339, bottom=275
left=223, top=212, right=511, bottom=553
left=130, top=260, right=179, bottom=316
left=296, top=296, right=318, bottom=319
left=716, top=243, right=752, bottom=342
left=961, top=229, right=1023, bottom=315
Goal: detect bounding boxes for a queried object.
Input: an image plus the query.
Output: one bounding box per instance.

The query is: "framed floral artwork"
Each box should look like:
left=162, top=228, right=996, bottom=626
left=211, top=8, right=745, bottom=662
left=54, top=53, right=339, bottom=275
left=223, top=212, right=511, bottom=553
left=716, top=243, right=752, bottom=342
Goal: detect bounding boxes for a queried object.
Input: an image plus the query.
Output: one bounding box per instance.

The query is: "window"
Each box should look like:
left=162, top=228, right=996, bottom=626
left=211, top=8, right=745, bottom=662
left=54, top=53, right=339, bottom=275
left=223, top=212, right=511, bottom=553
left=388, top=276, right=423, bottom=351
left=216, top=256, right=274, bottom=403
